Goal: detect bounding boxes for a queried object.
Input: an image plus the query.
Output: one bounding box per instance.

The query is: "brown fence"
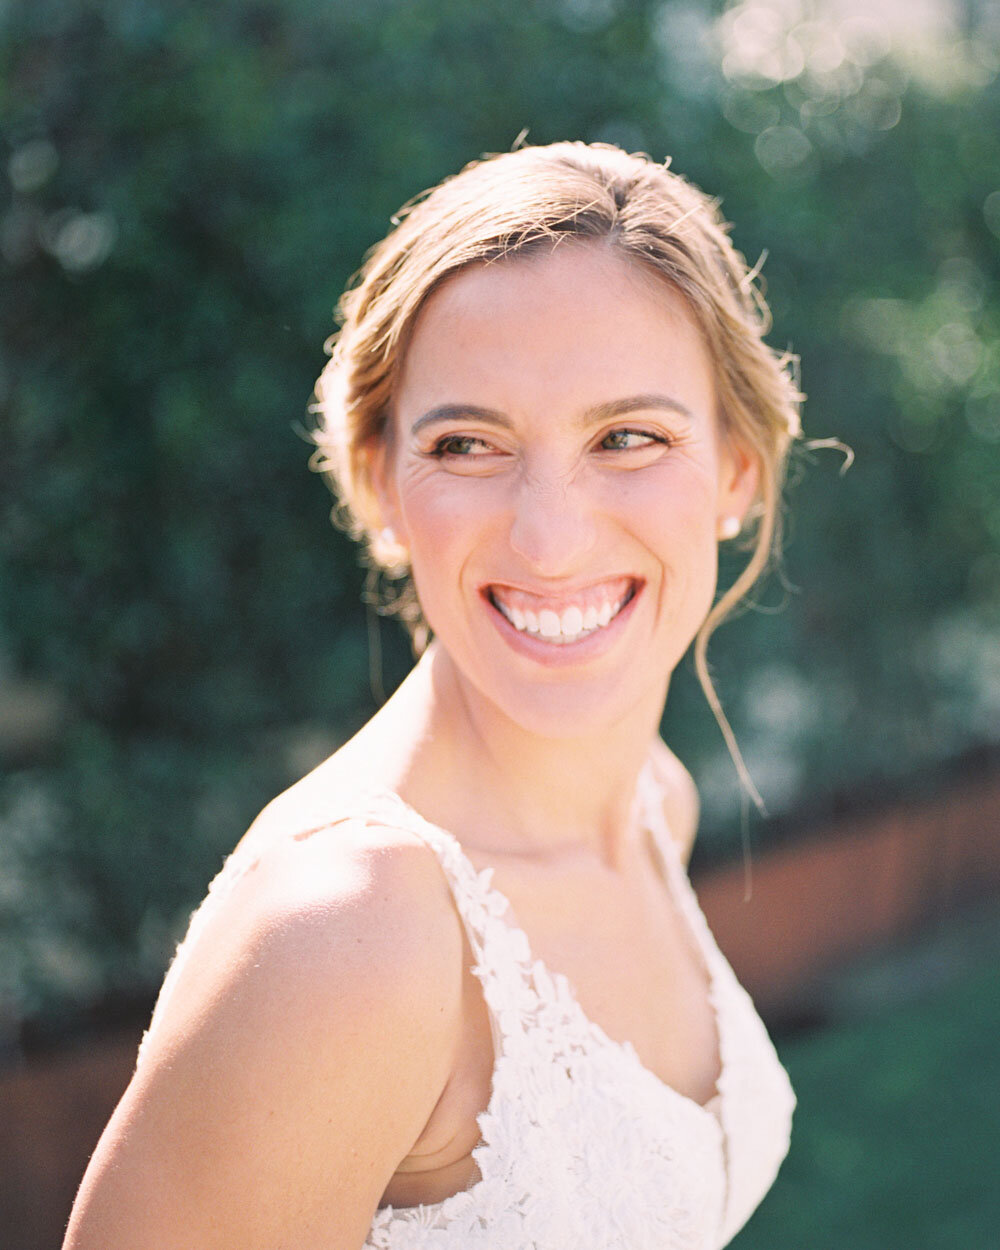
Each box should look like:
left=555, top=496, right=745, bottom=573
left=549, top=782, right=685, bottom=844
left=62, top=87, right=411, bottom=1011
left=4, top=763, right=1000, bottom=1250
left=1, top=1029, right=141, bottom=1250
left=697, top=764, right=1000, bottom=1019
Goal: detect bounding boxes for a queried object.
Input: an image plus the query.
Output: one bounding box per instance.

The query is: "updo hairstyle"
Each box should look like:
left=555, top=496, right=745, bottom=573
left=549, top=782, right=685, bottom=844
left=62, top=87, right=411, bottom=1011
left=311, top=141, right=804, bottom=800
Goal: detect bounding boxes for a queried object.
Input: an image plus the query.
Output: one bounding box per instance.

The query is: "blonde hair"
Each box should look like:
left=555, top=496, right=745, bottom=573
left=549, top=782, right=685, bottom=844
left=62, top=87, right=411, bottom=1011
left=312, top=141, right=803, bottom=805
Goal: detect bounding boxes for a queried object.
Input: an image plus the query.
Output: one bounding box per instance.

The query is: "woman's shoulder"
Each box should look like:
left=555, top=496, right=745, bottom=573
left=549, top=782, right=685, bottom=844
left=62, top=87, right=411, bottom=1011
left=68, top=783, right=465, bottom=1249
left=240, top=779, right=462, bottom=968
left=140, top=770, right=468, bottom=1073
left=648, top=737, right=700, bottom=864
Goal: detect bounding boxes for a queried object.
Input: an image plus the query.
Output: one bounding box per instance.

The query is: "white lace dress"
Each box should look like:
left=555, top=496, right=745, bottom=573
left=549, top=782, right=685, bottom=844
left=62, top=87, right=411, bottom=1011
left=139, top=771, right=795, bottom=1250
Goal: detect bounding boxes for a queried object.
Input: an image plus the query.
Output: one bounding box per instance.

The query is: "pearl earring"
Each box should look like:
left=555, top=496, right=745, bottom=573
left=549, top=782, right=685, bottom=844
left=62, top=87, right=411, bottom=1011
left=378, top=527, right=398, bottom=547
left=718, top=516, right=741, bottom=540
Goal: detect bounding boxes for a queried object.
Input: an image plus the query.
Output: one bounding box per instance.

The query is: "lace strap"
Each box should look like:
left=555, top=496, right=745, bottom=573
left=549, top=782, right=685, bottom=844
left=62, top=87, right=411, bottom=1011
left=357, top=792, right=537, bottom=1025
left=636, top=765, right=726, bottom=977
left=636, top=762, right=681, bottom=871
left=139, top=793, right=528, bottom=1062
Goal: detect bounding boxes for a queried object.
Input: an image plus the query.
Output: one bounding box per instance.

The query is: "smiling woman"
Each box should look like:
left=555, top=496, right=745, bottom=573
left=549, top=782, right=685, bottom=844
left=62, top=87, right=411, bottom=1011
left=367, top=246, right=751, bottom=740
left=64, top=142, right=801, bottom=1250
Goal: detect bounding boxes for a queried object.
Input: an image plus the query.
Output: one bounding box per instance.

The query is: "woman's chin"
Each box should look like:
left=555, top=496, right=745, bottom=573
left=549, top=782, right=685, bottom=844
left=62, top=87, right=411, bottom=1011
left=424, top=601, right=681, bottom=743
left=467, top=663, right=668, bottom=744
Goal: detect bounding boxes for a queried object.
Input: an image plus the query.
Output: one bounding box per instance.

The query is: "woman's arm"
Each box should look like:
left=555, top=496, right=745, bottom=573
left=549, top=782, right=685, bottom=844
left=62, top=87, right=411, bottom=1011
left=63, top=827, right=464, bottom=1250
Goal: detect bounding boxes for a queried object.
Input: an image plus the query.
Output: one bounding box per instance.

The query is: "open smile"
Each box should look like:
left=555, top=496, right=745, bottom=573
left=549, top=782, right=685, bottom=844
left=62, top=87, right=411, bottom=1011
left=485, top=577, right=639, bottom=645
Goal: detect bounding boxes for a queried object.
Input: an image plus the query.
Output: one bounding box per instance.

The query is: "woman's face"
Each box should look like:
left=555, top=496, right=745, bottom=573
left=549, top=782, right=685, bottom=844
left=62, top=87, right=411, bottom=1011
left=372, top=242, right=758, bottom=739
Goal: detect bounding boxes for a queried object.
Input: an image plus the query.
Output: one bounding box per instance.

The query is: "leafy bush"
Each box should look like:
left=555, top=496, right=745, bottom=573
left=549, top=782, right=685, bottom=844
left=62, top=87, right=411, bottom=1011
left=1, top=0, right=998, bottom=1033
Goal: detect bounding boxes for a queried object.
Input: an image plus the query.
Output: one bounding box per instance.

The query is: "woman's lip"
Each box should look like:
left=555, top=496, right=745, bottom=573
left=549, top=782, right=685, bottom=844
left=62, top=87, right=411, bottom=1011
left=483, top=579, right=643, bottom=664
left=485, top=575, right=640, bottom=620
left=481, top=575, right=637, bottom=613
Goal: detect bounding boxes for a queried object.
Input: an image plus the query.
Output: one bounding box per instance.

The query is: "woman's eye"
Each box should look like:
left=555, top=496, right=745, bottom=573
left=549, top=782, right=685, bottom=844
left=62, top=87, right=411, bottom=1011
left=598, top=428, right=667, bottom=452
left=431, top=434, right=494, bottom=457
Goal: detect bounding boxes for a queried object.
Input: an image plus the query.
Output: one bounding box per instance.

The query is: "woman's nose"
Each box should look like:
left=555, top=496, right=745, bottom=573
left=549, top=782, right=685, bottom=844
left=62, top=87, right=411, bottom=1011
left=507, top=472, right=599, bottom=574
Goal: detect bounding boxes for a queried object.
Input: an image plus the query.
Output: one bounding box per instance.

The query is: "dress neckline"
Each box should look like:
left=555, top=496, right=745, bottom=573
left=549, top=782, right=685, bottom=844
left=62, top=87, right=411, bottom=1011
left=367, top=777, right=728, bottom=1123
left=367, top=777, right=732, bottom=1231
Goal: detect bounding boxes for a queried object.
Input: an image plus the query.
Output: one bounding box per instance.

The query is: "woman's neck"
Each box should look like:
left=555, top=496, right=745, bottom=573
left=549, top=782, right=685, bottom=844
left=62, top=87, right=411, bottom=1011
left=351, top=644, right=667, bottom=871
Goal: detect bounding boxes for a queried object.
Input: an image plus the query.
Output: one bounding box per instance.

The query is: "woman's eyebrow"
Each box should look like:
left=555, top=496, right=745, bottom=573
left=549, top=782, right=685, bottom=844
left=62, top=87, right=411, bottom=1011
left=411, top=394, right=694, bottom=436
left=584, top=394, right=695, bottom=424
left=410, top=404, right=509, bottom=435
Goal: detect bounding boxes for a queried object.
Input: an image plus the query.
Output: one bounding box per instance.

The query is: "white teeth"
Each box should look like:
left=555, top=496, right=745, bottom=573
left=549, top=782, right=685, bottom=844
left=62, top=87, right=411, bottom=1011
left=538, top=609, right=561, bottom=638
left=560, top=606, right=583, bottom=636
left=493, top=589, right=632, bottom=642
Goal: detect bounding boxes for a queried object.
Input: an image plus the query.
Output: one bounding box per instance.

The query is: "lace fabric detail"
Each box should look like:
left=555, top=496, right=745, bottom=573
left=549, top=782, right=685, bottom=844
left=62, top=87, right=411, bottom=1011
left=634, top=774, right=797, bottom=1245
left=361, top=785, right=794, bottom=1250
left=137, top=774, right=794, bottom=1250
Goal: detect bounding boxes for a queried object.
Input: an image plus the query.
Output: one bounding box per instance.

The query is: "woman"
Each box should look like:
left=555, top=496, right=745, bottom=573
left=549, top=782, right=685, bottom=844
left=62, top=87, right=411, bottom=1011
left=65, top=142, right=800, bottom=1250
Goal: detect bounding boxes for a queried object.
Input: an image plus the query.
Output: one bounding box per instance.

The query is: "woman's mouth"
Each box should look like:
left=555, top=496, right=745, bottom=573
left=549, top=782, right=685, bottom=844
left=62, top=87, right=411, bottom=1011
left=485, top=577, right=638, bottom=645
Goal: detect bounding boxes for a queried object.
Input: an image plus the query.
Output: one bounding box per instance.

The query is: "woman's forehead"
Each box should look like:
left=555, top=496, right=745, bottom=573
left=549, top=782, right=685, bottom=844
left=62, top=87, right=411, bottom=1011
left=418, top=240, right=690, bottom=324
left=395, top=242, right=715, bottom=419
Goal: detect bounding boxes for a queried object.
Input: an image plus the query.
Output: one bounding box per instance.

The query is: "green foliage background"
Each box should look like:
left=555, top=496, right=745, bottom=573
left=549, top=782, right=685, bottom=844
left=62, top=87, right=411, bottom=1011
left=1, top=0, right=999, bottom=1038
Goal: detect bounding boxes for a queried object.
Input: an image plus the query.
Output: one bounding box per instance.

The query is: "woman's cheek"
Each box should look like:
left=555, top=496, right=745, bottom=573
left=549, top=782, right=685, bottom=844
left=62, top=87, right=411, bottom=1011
left=402, top=475, right=507, bottom=550
left=618, top=465, right=719, bottom=540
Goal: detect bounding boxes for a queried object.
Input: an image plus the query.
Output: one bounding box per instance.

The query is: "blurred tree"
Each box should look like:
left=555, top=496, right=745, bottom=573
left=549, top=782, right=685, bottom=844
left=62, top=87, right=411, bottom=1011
left=0, top=0, right=998, bottom=1036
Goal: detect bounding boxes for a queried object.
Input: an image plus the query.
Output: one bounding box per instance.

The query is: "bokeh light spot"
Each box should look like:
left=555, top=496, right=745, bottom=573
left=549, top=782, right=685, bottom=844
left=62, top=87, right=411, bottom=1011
left=7, top=139, right=58, bottom=194
left=984, top=190, right=1000, bottom=239
left=754, top=123, right=813, bottom=175
left=42, top=210, right=118, bottom=274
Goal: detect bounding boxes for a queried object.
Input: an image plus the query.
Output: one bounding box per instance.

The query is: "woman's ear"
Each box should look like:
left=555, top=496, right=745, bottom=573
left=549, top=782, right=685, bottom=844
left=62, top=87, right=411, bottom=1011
left=716, top=434, right=761, bottom=535
left=364, top=433, right=401, bottom=535
left=363, top=433, right=410, bottom=567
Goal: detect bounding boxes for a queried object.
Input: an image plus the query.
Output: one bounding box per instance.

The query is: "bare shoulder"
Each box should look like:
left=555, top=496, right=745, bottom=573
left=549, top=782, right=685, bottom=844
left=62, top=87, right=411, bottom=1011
left=649, top=737, right=700, bottom=865
left=152, top=793, right=465, bottom=1043
left=65, top=806, right=464, bottom=1250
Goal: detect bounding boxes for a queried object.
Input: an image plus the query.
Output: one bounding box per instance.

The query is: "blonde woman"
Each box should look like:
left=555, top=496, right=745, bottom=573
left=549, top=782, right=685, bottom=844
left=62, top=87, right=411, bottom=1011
left=66, top=142, right=799, bottom=1250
